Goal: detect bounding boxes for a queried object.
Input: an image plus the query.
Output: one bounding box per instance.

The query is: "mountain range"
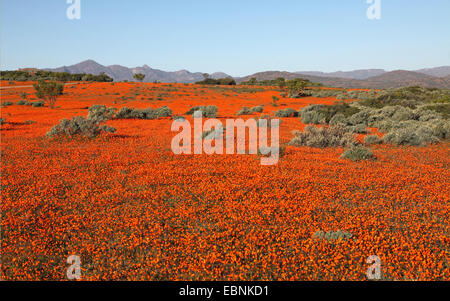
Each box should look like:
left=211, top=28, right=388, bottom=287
left=47, top=60, right=230, bottom=83
left=45, top=60, right=450, bottom=89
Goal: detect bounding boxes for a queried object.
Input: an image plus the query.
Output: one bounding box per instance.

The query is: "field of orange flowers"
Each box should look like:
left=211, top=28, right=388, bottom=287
left=1, top=81, right=449, bottom=280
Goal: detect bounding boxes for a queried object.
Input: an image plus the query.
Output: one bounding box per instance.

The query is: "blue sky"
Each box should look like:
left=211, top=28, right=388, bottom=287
left=1, top=0, right=449, bottom=76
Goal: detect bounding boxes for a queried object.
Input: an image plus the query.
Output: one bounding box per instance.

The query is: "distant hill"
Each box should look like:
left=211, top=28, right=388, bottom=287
left=47, top=60, right=231, bottom=83
left=210, top=72, right=231, bottom=79
left=415, top=66, right=450, bottom=78
left=296, top=67, right=450, bottom=80
left=356, top=70, right=450, bottom=89
left=237, top=70, right=450, bottom=89
left=44, top=60, right=450, bottom=88
left=296, top=69, right=386, bottom=80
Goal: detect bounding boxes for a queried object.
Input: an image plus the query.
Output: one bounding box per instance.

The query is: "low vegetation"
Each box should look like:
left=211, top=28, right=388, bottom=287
left=313, top=230, right=354, bottom=241
left=237, top=105, right=264, bottom=116
left=47, top=117, right=116, bottom=138
left=33, top=80, right=64, bottom=108
left=340, top=146, right=375, bottom=161
left=186, top=105, right=218, bottom=118
left=274, top=108, right=298, bottom=117
left=1, top=70, right=113, bottom=82
left=195, top=77, right=236, bottom=86
left=288, top=125, right=357, bottom=148
left=116, top=106, right=172, bottom=120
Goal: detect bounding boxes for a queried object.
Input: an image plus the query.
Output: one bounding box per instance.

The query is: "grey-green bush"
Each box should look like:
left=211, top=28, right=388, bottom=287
left=329, top=113, right=348, bottom=126
left=288, top=125, right=357, bottom=148
left=430, top=120, right=450, bottom=139
left=116, top=106, right=172, bottom=120
left=251, top=105, right=264, bottom=113
left=341, top=146, right=374, bottom=161
left=382, top=122, right=440, bottom=146
left=88, top=105, right=116, bottom=123
left=186, top=105, right=218, bottom=118
left=313, top=230, right=353, bottom=241
left=237, top=106, right=251, bottom=116
left=364, top=135, right=381, bottom=145
left=274, top=108, right=298, bottom=117
left=299, top=105, right=327, bottom=124
left=350, top=124, right=368, bottom=134
left=31, top=101, right=45, bottom=107
left=17, top=99, right=29, bottom=106
left=46, top=116, right=116, bottom=138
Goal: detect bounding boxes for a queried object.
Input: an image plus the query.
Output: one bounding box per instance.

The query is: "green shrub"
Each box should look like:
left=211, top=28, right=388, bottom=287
left=47, top=116, right=116, bottom=138
left=195, top=77, right=236, bottom=85
left=414, top=108, right=443, bottom=122
left=153, top=106, right=173, bottom=118
left=299, top=102, right=359, bottom=124
left=0, top=118, right=6, bottom=125
left=300, top=110, right=326, bottom=124
left=271, top=96, right=279, bottom=107
left=364, top=135, right=381, bottom=145
left=116, top=106, right=172, bottom=120
left=340, top=146, right=374, bottom=161
left=250, top=105, right=264, bottom=113
left=329, top=113, right=348, bottom=126
left=31, top=101, right=45, bottom=107
left=382, top=122, right=440, bottom=146
left=299, top=105, right=326, bottom=124
left=288, top=125, right=357, bottom=148
left=237, top=106, right=251, bottom=116
left=172, top=115, right=186, bottom=121
left=313, top=230, right=353, bottom=241
left=321, top=101, right=360, bottom=122
left=350, top=124, right=368, bottom=134
left=186, top=105, right=218, bottom=118
left=347, top=109, right=373, bottom=126
left=237, top=105, right=263, bottom=116
left=420, top=104, right=450, bottom=119
left=430, top=94, right=450, bottom=104
left=33, top=80, right=64, bottom=108
left=88, top=105, right=116, bottom=123
left=17, top=99, right=29, bottom=106
left=274, top=108, right=298, bottom=117
left=115, top=107, right=135, bottom=119
left=358, top=86, right=450, bottom=109
left=430, top=120, right=450, bottom=140
left=2, top=101, right=13, bottom=107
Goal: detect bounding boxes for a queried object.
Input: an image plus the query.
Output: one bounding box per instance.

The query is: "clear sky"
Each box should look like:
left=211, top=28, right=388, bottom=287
left=1, top=0, right=449, bottom=76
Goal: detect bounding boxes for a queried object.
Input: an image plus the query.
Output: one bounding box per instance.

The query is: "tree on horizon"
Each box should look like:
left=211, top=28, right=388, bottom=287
left=133, top=73, right=146, bottom=82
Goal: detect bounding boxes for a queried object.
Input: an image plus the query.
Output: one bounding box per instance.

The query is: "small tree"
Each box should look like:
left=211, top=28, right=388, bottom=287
left=33, top=80, right=64, bottom=108
left=133, top=73, right=146, bottom=82
left=285, top=78, right=312, bottom=98
left=202, top=73, right=210, bottom=80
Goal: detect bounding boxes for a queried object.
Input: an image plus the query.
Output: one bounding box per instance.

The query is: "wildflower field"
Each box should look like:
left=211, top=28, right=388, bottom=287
left=1, top=81, right=449, bottom=280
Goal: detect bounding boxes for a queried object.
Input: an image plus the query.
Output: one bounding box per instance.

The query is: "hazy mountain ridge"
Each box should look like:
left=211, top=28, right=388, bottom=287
left=296, top=67, right=450, bottom=80
left=47, top=60, right=231, bottom=83
left=45, top=60, right=450, bottom=88
left=238, top=70, right=450, bottom=89
left=415, top=66, right=450, bottom=78
left=296, top=69, right=387, bottom=80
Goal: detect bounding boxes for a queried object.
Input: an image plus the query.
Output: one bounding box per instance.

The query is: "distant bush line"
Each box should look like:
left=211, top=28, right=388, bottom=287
left=195, top=77, right=236, bottom=86
left=47, top=105, right=173, bottom=139
left=0, top=70, right=113, bottom=82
